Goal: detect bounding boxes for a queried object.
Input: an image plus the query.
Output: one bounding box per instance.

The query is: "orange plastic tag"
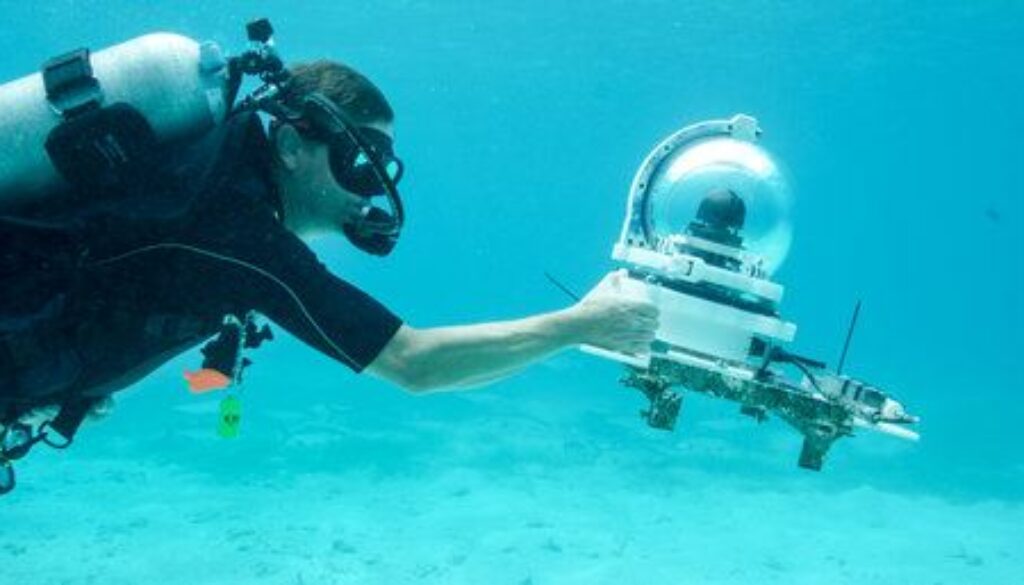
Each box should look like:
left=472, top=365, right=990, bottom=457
left=184, top=369, right=232, bottom=393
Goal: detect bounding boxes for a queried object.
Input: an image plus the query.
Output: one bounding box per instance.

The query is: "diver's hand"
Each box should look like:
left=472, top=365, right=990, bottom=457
left=563, top=270, right=659, bottom=354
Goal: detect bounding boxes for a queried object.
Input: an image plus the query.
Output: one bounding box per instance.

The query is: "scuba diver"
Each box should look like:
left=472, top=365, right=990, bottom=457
left=0, top=22, right=658, bottom=493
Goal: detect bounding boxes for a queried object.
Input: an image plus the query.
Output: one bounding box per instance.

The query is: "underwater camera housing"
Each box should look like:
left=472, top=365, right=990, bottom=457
left=583, top=115, right=919, bottom=470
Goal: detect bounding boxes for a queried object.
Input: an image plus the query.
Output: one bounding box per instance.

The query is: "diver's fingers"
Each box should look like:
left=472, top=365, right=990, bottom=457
left=634, top=314, right=659, bottom=328
left=620, top=298, right=659, bottom=319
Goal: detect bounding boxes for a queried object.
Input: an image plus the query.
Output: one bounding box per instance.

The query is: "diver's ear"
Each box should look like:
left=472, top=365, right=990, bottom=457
left=273, top=124, right=305, bottom=171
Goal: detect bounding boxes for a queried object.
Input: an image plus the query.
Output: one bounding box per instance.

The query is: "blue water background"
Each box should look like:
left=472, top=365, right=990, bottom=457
left=1, top=0, right=1022, bottom=566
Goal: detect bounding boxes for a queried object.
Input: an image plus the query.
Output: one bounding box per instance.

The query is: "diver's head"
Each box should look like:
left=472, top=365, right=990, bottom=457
left=270, top=61, right=403, bottom=255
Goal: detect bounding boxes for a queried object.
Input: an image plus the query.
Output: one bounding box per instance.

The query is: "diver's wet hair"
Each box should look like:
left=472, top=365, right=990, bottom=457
left=281, top=60, right=393, bottom=126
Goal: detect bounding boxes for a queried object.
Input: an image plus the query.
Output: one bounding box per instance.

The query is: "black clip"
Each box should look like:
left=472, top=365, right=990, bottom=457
left=1, top=459, right=15, bottom=496
left=197, top=313, right=274, bottom=385
left=246, top=18, right=274, bottom=43
left=42, top=48, right=104, bottom=118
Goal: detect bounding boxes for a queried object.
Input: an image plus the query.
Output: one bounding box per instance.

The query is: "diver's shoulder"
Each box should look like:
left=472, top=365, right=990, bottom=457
left=172, top=111, right=279, bottom=220
left=165, top=112, right=271, bottom=192
left=173, top=111, right=265, bottom=165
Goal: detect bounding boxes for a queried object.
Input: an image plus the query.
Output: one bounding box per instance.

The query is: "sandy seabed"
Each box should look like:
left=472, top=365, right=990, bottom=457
left=1, top=398, right=1020, bottom=585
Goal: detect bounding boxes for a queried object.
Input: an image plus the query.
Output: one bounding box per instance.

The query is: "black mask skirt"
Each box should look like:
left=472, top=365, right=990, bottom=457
left=299, top=93, right=405, bottom=256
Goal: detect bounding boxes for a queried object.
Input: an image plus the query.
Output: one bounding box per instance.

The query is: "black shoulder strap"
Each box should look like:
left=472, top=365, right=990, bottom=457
left=41, top=48, right=160, bottom=196
left=45, top=103, right=159, bottom=195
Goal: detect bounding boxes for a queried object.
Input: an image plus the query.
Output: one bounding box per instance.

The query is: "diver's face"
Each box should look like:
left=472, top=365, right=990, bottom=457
left=299, top=139, right=367, bottom=230
left=276, top=120, right=394, bottom=238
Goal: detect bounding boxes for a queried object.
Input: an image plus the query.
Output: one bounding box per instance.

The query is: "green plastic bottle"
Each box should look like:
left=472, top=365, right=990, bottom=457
left=218, top=395, right=242, bottom=439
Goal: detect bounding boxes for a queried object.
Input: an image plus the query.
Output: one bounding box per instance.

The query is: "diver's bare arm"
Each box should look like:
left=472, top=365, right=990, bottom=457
left=367, top=312, right=578, bottom=393
left=367, top=272, right=659, bottom=393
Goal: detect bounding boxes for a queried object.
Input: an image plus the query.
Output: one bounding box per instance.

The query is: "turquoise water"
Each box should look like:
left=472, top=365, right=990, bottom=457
left=2, top=1, right=1022, bottom=583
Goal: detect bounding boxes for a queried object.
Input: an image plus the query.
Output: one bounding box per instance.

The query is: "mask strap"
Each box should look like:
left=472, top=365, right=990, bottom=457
left=302, top=94, right=405, bottom=233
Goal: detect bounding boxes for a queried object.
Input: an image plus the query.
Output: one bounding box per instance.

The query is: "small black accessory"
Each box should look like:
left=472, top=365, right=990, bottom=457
left=197, top=312, right=274, bottom=386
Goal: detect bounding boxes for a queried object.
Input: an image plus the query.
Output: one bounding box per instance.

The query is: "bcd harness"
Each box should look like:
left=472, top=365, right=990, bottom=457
left=1, top=19, right=288, bottom=494
left=1, top=17, right=403, bottom=494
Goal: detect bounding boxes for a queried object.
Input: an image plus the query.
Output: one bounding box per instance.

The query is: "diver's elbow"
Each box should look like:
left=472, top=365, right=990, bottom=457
left=394, top=367, right=434, bottom=393
left=396, top=362, right=450, bottom=393
left=392, top=354, right=468, bottom=393
left=368, top=347, right=438, bottom=393
left=367, top=325, right=454, bottom=393
left=367, top=326, right=425, bottom=392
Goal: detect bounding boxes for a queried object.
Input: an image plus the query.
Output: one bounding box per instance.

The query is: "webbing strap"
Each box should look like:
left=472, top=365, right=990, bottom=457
left=42, top=48, right=104, bottom=119
left=46, top=397, right=93, bottom=446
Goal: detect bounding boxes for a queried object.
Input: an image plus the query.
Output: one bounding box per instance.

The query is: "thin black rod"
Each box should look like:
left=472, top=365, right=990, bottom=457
left=544, top=272, right=581, bottom=302
left=836, top=300, right=862, bottom=376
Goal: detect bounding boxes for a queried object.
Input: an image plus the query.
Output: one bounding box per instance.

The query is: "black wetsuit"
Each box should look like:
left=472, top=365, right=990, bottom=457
left=0, top=113, right=402, bottom=422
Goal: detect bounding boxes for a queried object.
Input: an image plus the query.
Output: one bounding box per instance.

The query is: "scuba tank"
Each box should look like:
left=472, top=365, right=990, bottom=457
left=0, top=18, right=286, bottom=210
left=0, top=20, right=289, bottom=496
left=0, top=33, right=231, bottom=207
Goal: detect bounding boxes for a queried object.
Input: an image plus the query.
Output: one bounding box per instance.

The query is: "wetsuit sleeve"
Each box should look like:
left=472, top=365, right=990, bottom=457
left=204, top=206, right=403, bottom=372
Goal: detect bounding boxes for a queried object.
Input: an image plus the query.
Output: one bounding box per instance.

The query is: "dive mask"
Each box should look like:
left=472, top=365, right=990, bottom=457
left=299, top=93, right=405, bottom=256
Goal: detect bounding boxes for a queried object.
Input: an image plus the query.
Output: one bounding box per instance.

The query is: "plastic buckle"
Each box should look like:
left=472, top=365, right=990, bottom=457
left=42, top=48, right=104, bottom=118
left=0, top=458, right=15, bottom=496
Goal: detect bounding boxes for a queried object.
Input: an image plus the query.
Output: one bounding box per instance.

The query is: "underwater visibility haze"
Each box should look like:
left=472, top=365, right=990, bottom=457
left=1, top=1, right=1022, bottom=583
